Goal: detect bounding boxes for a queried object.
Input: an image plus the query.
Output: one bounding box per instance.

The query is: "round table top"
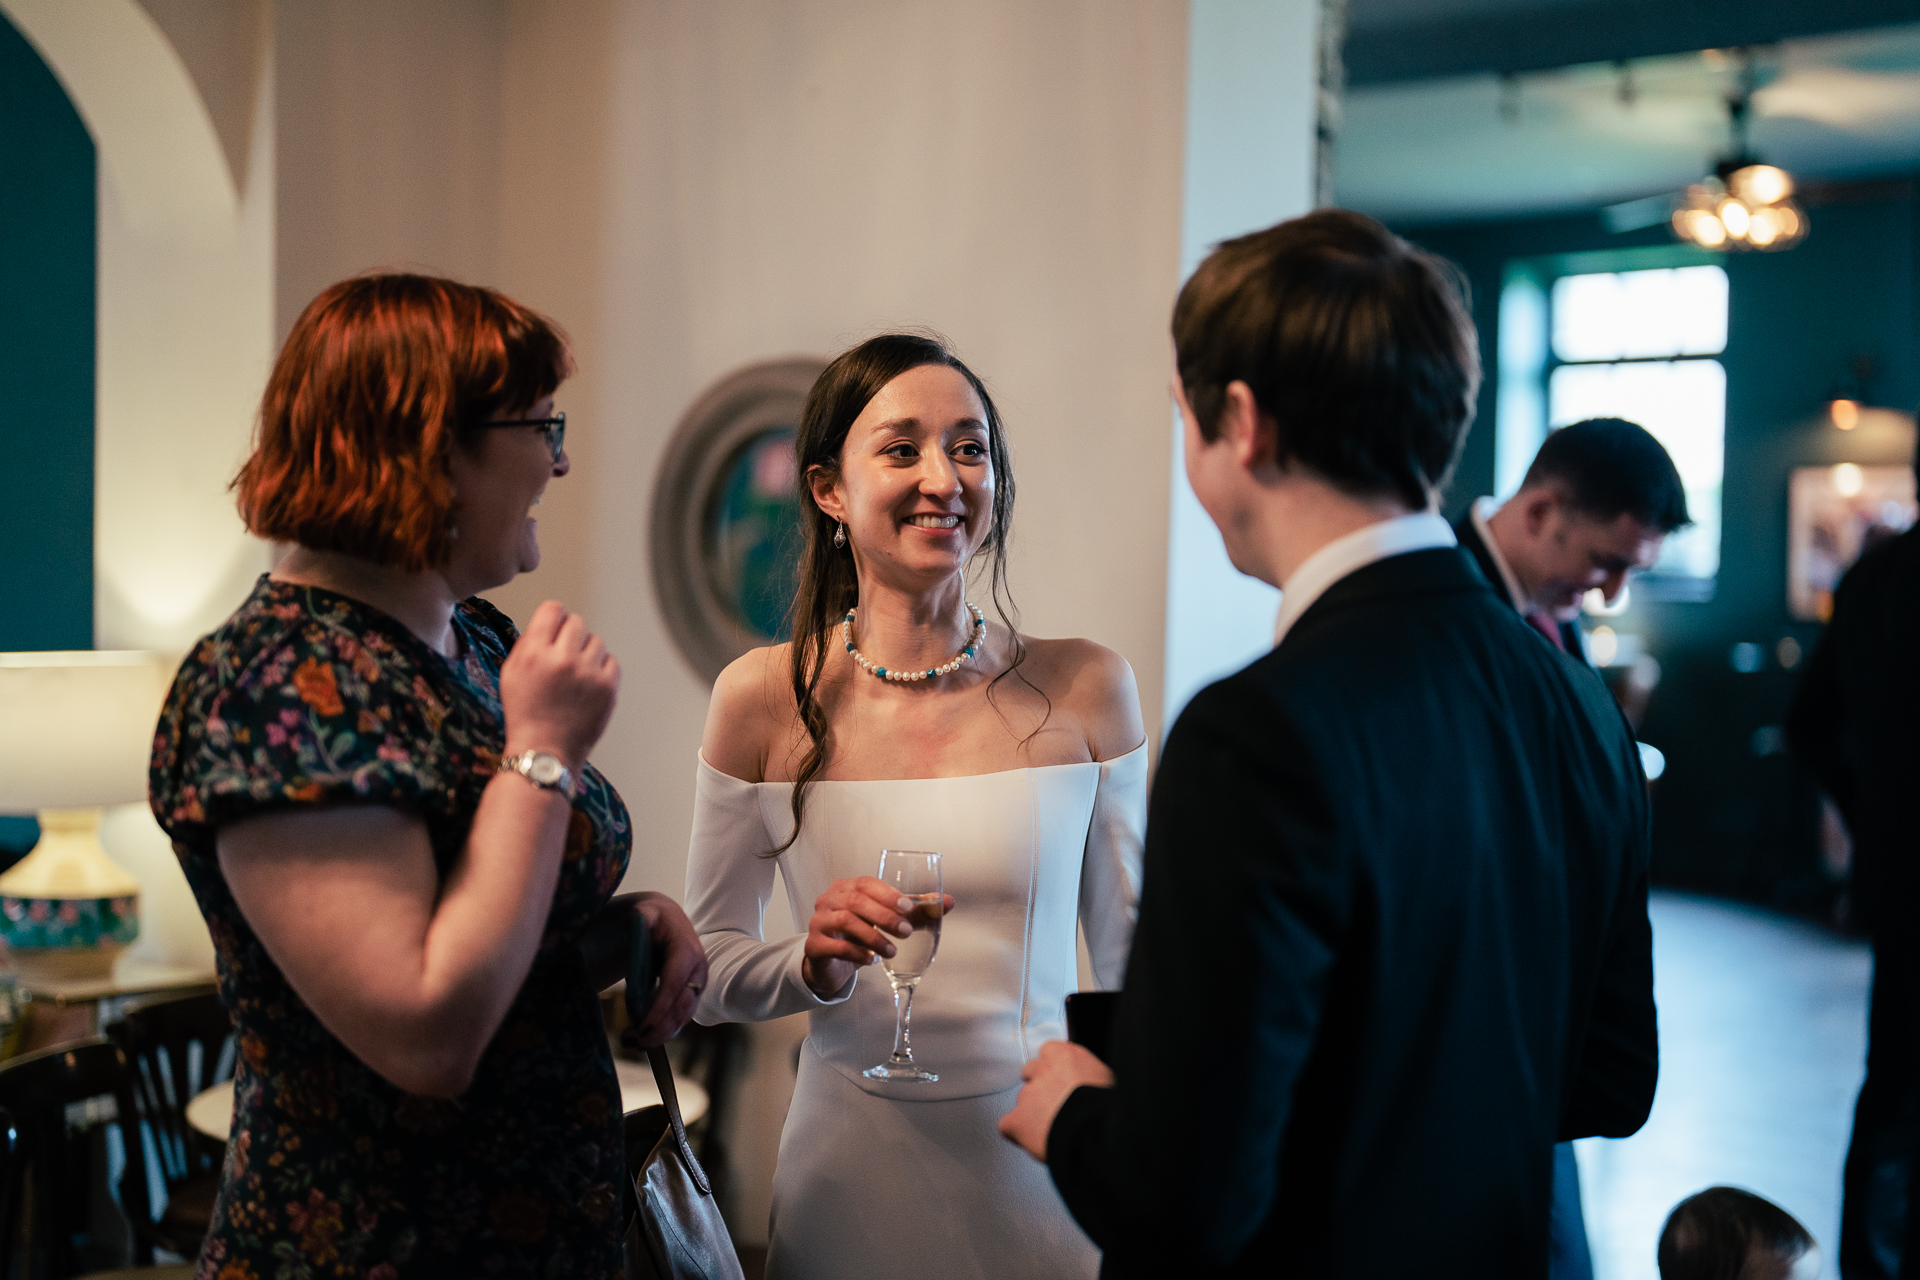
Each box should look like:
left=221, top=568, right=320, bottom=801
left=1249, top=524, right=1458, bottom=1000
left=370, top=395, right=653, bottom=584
left=185, top=1058, right=709, bottom=1142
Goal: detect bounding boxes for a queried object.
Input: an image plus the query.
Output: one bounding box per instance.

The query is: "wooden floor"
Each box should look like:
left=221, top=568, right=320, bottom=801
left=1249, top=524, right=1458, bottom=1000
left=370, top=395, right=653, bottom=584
left=1579, top=891, right=1872, bottom=1280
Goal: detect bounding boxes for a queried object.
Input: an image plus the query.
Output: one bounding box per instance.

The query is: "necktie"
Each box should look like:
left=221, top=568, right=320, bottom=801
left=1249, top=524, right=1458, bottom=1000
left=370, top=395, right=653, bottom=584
left=1526, top=610, right=1567, bottom=652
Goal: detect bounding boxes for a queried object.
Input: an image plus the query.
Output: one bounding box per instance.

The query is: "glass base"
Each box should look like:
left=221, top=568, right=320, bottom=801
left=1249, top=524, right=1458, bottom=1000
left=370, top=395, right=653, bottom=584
left=863, top=1061, right=939, bottom=1083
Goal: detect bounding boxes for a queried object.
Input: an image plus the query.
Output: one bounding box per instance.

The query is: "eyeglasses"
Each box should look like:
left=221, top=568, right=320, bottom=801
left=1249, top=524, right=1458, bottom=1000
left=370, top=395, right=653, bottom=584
left=479, top=411, right=566, bottom=463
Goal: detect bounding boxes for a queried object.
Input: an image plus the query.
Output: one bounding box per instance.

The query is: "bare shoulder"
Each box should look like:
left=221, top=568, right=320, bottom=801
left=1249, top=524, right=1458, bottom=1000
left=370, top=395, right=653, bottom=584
left=1015, top=635, right=1146, bottom=763
left=701, top=643, right=797, bottom=783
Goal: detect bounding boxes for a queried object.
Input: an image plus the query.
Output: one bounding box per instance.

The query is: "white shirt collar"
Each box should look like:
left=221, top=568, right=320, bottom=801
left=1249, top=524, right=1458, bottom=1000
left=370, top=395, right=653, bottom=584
left=1469, top=497, right=1528, bottom=612
left=1271, top=511, right=1458, bottom=647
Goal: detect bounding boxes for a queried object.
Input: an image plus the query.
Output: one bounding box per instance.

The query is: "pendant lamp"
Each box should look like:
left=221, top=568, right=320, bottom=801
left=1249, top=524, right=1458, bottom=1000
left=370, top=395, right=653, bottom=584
left=1673, top=50, right=1808, bottom=253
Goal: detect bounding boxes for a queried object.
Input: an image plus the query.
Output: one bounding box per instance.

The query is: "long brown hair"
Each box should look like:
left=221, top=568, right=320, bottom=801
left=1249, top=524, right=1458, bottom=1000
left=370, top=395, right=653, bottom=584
left=774, top=333, right=1026, bottom=853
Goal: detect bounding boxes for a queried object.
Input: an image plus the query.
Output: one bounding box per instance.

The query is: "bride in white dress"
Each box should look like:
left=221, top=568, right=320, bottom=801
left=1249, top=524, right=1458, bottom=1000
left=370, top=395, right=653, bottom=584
left=684, top=334, right=1147, bottom=1280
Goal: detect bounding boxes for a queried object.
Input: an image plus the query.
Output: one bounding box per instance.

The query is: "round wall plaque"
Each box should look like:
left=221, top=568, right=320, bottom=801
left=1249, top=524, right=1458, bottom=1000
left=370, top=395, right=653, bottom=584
left=651, top=358, right=825, bottom=683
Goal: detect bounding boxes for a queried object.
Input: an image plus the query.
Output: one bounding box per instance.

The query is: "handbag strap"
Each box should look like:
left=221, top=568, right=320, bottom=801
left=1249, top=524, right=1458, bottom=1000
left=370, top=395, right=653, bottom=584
left=647, top=1044, right=713, bottom=1196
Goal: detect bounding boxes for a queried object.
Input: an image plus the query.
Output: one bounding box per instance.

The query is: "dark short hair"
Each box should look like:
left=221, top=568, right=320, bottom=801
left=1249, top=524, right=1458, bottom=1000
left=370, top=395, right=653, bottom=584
left=235, top=274, right=572, bottom=571
left=1521, top=418, right=1691, bottom=532
left=1657, top=1186, right=1814, bottom=1280
left=1172, top=208, right=1481, bottom=510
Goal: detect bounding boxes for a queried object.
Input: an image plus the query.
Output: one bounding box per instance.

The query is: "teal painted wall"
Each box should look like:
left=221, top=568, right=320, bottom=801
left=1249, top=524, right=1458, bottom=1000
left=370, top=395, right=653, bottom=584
left=1403, top=189, right=1920, bottom=914
left=0, top=12, right=95, bottom=860
left=0, top=11, right=95, bottom=653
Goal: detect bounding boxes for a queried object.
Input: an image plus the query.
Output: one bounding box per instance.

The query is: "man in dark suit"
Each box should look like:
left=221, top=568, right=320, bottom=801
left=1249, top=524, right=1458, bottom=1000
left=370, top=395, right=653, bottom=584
left=1787, top=443, right=1920, bottom=1280
left=999, top=209, right=1658, bottom=1278
left=1454, top=418, right=1689, bottom=662
left=1453, top=417, right=1688, bottom=1280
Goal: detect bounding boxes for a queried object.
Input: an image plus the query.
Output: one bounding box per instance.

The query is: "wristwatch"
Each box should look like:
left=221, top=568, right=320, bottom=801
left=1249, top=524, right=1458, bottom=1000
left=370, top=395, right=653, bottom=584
left=501, top=749, right=574, bottom=797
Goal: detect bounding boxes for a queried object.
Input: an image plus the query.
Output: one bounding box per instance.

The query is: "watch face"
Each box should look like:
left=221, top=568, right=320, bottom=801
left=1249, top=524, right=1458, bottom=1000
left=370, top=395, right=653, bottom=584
left=528, top=754, right=567, bottom=786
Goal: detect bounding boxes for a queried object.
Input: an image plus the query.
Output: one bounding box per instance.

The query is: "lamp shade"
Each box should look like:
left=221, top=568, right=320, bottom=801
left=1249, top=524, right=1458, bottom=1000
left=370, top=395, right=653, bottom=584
left=0, top=651, right=172, bottom=813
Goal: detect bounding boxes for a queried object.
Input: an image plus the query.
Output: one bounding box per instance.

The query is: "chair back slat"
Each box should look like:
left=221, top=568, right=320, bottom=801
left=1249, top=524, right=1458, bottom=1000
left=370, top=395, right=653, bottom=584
left=103, top=991, right=233, bottom=1266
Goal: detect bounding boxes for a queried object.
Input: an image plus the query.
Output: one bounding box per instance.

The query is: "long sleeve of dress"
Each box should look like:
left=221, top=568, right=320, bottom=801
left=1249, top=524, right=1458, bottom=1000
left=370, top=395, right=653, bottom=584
left=1078, top=743, right=1148, bottom=990
left=684, top=755, right=854, bottom=1025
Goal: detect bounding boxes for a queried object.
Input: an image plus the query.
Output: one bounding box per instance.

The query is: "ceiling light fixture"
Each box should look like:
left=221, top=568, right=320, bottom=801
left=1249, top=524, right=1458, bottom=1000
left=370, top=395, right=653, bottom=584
left=1673, top=49, right=1808, bottom=254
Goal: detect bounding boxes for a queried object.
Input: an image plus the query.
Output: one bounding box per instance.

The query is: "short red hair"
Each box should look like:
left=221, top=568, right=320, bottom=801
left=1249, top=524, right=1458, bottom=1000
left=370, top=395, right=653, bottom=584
left=235, top=274, right=573, bottom=571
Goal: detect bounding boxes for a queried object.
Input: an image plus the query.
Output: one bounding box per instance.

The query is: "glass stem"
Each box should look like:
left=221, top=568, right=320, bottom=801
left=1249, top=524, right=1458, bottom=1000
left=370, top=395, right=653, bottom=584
left=890, top=978, right=919, bottom=1063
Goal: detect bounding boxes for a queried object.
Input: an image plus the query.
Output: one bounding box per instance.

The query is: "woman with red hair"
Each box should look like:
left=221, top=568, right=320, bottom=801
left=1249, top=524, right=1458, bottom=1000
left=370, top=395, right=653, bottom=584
left=150, top=274, right=705, bottom=1278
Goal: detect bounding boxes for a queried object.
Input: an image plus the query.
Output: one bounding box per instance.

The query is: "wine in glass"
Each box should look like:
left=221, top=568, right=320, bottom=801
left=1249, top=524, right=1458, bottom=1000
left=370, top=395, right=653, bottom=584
left=863, top=849, right=943, bottom=1083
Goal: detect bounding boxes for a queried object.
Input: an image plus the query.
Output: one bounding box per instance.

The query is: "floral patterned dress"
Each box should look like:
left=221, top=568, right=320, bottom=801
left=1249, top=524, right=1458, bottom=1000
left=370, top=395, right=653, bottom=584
left=150, top=576, right=632, bottom=1280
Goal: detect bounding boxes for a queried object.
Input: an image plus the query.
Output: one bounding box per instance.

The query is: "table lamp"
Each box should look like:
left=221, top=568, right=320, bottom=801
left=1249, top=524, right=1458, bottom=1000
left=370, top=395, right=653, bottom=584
left=0, top=651, right=172, bottom=983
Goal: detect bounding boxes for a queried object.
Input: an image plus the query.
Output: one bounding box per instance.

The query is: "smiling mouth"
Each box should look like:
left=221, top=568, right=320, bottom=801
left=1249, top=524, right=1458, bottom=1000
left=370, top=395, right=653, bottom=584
left=906, top=515, right=960, bottom=529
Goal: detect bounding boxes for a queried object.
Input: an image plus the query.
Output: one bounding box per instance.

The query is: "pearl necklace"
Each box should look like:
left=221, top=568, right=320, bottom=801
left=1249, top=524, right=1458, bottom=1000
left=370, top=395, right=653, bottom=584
left=843, top=604, right=985, bottom=682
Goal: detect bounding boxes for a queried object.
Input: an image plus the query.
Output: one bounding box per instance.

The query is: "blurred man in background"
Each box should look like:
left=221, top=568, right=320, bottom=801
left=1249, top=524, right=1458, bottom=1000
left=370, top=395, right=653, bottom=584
left=1456, top=417, right=1689, bottom=661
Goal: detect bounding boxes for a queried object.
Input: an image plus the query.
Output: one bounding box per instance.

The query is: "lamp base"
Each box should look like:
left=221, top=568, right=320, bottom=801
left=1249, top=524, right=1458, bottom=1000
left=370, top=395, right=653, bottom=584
left=0, top=808, right=141, bottom=983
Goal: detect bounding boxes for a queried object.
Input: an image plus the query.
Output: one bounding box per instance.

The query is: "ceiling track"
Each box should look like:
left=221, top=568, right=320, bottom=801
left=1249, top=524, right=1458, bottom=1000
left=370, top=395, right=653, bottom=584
left=1347, top=0, right=1920, bottom=86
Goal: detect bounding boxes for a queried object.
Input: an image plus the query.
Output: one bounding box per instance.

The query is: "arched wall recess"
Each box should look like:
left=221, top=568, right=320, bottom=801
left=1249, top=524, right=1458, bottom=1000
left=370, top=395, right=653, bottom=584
left=0, top=0, right=274, bottom=970
left=1, top=0, right=273, bottom=656
left=5, top=0, right=233, bottom=226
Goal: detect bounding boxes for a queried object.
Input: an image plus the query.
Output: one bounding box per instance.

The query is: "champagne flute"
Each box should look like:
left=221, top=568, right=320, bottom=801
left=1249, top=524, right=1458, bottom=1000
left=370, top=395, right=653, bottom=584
left=862, top=849, right=943, bottom=1083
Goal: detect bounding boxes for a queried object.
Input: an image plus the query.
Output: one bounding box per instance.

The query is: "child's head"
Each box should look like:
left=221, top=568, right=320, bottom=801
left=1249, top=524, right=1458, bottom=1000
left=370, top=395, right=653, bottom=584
left=1657, top=1187, right=1820, bottom=1280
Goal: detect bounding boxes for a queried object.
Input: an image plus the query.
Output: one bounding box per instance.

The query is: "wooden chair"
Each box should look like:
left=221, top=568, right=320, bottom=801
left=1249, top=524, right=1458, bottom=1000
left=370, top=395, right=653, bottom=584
left=102, top=993, right=233, bottom=1266
left=0, top=1039, right=150, bottom=1279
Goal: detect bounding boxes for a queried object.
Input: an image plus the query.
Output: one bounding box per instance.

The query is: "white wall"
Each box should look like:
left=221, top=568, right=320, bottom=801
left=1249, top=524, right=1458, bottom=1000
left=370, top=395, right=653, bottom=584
left=1161, top=0, right=1320, bottom=727
left=273, top=0, right=508, bottom=341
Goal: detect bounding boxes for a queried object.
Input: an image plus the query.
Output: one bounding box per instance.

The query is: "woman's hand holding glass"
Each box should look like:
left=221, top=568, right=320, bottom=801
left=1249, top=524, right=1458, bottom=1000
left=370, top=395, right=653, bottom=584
left=802, top=876, right=955, bottom=999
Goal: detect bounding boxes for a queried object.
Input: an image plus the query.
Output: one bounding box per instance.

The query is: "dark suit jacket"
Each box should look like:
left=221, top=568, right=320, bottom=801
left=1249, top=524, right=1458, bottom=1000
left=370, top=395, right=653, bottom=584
left=1047, top=548, right=1657, bottom=1278
left=1786, top=526, right=1920, bottom=930
left=1454, top=512, right=1586, bottom=659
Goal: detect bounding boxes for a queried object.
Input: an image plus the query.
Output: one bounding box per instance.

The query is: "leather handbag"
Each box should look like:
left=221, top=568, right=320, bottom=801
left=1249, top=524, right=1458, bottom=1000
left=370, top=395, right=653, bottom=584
left=623, top=1045, right=744, bottom=1280
left=621, top=912, right=744, bottom=1280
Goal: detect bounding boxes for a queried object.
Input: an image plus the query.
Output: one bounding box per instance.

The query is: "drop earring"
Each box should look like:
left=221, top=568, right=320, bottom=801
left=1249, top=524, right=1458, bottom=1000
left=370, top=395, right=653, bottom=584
left=833, top=521, right=847, bottom=549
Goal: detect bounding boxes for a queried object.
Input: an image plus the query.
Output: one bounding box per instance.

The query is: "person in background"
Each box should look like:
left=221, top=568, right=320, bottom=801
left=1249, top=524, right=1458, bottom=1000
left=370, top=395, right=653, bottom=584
left=1453, top=414, right=1688, bottom=1279
left=150, top=275, right=706, bottom=1278
left=1455, top=416, right=1689, bottom=660
left=1657, top=1187, right=1821, bottom=1280
left=1786, top=432, right=1920, bottom=1280
left=998, top=209, right=1659, bottom=1278
left=684, top=333, right=1146, bottom=1280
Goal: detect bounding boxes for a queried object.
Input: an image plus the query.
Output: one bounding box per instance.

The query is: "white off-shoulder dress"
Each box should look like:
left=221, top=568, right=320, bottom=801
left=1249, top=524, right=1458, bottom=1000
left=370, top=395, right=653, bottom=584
left=684, top=744, right=1147, bottom=1280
